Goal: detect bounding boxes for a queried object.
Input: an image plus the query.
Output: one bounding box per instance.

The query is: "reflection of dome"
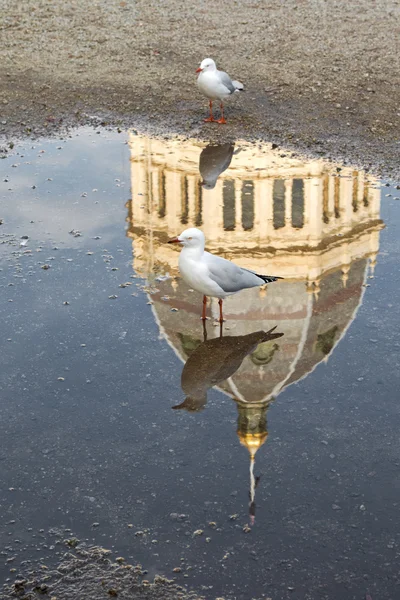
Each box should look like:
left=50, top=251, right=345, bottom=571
left=149, top=256, right=369, bottom=404
left=128, top=133, right=384, bottom=403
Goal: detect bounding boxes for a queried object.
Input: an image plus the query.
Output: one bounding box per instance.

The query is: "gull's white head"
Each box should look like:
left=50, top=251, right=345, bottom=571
left=168, top=227, right=205, bottom=249
left=196, top=58, right=217, bottom=74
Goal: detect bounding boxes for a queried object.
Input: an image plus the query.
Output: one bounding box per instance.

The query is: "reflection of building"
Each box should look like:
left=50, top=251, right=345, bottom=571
left=128, top=133, right=382, bottom=282
left=127, top=133, right=383, bottom=400
left=127, top=133, right=384, bottom=522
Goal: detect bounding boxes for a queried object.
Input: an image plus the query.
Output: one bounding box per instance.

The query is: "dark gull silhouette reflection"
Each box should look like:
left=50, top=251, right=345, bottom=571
left=199, top=142, right=235, bottom=190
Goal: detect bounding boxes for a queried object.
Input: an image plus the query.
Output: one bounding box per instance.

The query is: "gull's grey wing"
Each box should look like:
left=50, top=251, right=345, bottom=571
left=205, top=252, right=263, bottom=293
left=217, top=70, right=236, bottom=94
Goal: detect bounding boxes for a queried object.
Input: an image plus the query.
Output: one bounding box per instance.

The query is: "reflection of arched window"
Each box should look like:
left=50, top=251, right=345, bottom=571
left=315, top=325, right=339, bottom=356
left=250, top=341, right=280, bottom=365
left=334, top=177, right=340, bottom=219
left=363, top=181, right=369, bottom=207
left=292, top=179, right=304, bottom=228
left=195, top=181, right=203, bottom=227
left=177, top=333, right=202, bottom=358
left=181, top=177, right=189, bottom=224
left=273, top=179, right=285, bottom=229
left=158, top=171, right=166, bottom=218
left=323, top=175, right=329, bottom=224
left=352, top=171, right=358, bottom=213
left=242, top=180, right=254, bottom=231
left=223, top=180, right=235, bottom=231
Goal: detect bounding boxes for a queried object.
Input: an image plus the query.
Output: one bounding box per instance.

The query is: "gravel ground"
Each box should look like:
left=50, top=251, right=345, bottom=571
left=0, top=545, right=205, bottom=600
left=0, top=0, right=399, bottom=177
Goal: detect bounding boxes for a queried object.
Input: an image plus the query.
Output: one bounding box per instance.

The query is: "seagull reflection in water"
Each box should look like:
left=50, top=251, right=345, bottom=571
left=173, top=323, right=284, bottom=525
left=199, top=142, right=235, bottom=190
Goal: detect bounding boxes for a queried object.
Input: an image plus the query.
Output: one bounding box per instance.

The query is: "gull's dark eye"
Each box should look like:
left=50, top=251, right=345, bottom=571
left=188, top=237, right=193, bottom=240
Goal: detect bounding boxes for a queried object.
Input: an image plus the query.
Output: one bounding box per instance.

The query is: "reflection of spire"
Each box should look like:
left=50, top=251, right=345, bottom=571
left=199, top=143, right=235, bottom=190
left=236, top=400, right=269, bottom=525
left=173, top=325, right=283, bottom=521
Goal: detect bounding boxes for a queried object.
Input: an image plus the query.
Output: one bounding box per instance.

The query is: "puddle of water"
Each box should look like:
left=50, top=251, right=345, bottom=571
left=1, top=129, right=400, bottom=599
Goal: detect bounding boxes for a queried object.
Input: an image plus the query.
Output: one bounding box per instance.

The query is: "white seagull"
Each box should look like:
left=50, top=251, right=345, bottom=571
left=196, top=58, right=244, bottom=124
left=168, top=228, right=282, bottom=322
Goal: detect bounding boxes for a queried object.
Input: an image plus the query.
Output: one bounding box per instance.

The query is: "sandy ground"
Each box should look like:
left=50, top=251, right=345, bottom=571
left=0, top=0, right=399, bottom=177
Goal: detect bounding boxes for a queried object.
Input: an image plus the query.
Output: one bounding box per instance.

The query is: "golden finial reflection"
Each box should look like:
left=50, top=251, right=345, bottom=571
left=236, top=400, right=269, bottom=525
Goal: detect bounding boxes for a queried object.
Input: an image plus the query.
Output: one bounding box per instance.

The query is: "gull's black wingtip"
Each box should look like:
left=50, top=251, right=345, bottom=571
left=256, top=274, right=284, bottom=284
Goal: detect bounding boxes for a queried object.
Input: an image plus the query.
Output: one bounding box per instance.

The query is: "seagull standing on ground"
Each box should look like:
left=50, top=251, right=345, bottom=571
left=196, top=58, right=244, bottom=124
left=168, top=228, right=282, bottom=322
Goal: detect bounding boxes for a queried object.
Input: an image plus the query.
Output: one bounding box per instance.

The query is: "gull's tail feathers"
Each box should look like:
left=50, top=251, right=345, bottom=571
left=232, top=80, right=244, bottom=91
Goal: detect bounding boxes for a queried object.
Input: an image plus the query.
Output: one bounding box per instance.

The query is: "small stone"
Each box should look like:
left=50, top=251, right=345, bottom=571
left=193, top=529, right=203, bottom=537
left=57, top=377, right=65, bottom=382
left=41, top=264, right=50, bottom=270
left=242, top=525, right=251, bottom=533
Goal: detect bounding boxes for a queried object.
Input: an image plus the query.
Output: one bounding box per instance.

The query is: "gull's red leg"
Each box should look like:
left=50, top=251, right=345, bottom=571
left=217, top=103, right=227, bottom=124
left=203, top=100, right=215, bottom=122
left=218, top=298, right=224, bottom=322
left=202, top=295, right=207, bottom=320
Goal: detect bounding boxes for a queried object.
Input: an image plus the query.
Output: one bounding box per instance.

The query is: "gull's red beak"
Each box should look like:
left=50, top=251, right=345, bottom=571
left=168, top=237, right=182, bottom=244
left=196, top=67, right=202, bottom=73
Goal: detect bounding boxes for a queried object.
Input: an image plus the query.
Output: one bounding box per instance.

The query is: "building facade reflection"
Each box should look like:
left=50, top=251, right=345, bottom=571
left=127, top=133, right=384, bottom=522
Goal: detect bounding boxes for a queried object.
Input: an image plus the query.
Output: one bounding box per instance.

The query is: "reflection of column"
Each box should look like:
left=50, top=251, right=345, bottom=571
left=368, top=183, right=381, bottom=218
left=203, top=180, right=224, bottom=239
left=284, top=179, right=293, bottom=227
left=131, top=161, right=148, bottom=228
left=235, top=180, right=243, bottom=231
left=305, top=177, right=323, bottom=242
left=186, top=175, right=197, bottom=224
left=256, top=180, right=273, bottom=241
left=165, top=171, right=181, bottom=231
left=340, top=176, right=353, bottom=226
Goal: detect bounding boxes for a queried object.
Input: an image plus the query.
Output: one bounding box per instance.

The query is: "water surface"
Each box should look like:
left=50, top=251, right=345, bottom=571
left=1, top=129, right=400, bottom=599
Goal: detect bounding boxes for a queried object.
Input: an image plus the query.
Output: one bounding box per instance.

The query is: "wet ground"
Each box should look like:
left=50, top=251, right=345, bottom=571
left=1, top=0, right=400, bottom=179
left=1, top=129, right=400, bottom=599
